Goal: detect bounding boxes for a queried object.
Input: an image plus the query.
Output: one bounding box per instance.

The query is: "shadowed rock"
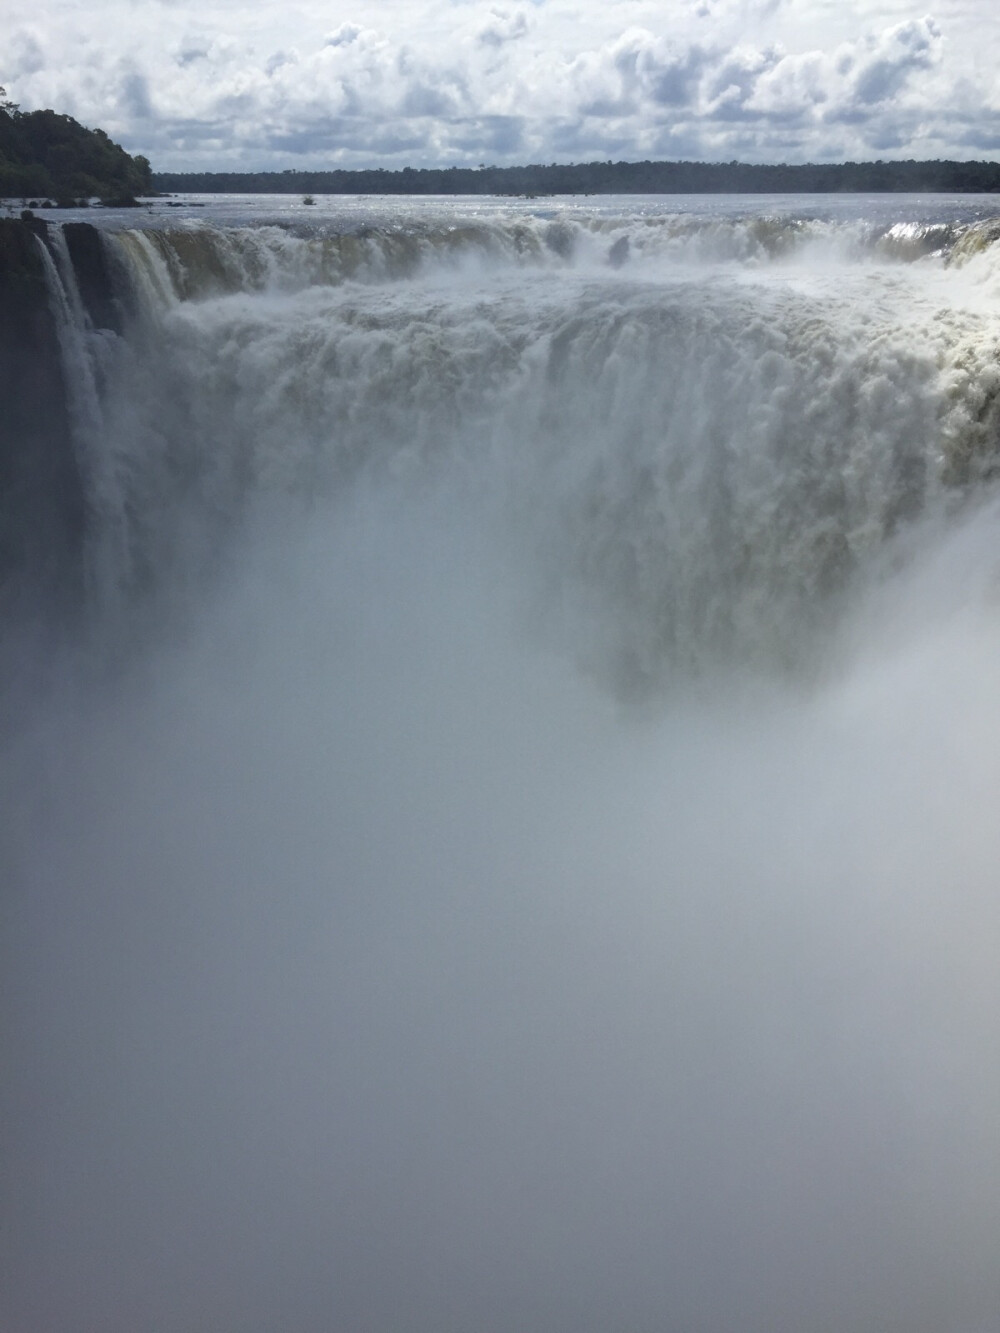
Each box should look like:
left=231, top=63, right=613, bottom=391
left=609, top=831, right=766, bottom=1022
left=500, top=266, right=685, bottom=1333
left=63, top=222, right=122, bottom=333
left=0, top=217, right=85, bottom=612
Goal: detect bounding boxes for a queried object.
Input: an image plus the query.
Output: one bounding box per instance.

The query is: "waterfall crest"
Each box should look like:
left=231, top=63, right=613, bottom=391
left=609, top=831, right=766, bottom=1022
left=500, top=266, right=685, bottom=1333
left=14, top=208, right=1000, bottom=686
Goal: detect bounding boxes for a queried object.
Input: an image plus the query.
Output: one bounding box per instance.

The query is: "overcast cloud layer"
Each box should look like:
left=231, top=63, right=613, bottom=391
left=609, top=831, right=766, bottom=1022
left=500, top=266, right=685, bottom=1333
left=4, top=4, right=1000, bottom=190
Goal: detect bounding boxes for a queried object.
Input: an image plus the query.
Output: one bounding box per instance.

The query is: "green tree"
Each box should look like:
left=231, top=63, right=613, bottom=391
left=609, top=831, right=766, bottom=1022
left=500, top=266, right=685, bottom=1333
left=0, top=97, right=152, bottom=201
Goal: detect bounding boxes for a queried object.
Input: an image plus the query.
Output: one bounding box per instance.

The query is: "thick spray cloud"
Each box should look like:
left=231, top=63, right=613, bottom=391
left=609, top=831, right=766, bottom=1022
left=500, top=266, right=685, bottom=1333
left=3, top=204, right=1000, bottom=1330
left=5, top=486, right=1000, bottom=1332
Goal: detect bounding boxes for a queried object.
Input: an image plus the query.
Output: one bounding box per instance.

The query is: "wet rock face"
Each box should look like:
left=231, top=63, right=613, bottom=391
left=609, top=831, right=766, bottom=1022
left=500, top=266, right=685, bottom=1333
left=0, top=217, right=85, bottom=611
left=63, top=221, right=122, bottom=333
left=608, top=235, right=630, bottom=269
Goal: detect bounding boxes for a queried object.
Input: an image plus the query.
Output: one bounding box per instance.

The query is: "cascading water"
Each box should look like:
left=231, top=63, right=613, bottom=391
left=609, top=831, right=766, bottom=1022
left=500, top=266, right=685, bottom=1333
left=22, top=203, right=1000, bottom=678
left=3, top=198, right=1000, bottom=1333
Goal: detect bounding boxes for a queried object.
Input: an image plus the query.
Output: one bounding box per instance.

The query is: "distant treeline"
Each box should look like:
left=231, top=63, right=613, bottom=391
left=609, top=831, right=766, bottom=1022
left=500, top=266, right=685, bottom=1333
left=0, top=90, right=152, bottom=204
left=152, top=159, right=1000, bottom=196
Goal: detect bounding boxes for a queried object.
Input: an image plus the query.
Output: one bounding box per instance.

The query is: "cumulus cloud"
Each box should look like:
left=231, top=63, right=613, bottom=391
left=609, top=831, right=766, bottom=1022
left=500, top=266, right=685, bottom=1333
left=324, top=23, right=364, bottom=48
left=0, top=3, right=993, bottom=168
left=745, top=17, right=942, bottom=128
left=118, top=67, right=155, bottom=120
left=8, top=29, right=46, bottom=78
left=694, top=0, right=786, bottom=19
left=847, top=16, right=940, bottom=105
left=477, top=8, right=530, bottom=48
left=613, top=30, right=712, bottom=108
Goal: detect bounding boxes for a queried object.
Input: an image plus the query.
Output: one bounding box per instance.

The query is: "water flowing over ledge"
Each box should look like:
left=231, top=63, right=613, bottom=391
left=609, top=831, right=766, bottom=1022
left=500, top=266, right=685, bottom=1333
left=5, top=200, right=1000, bottom=1333
left=7, top=202, right=1000, bottom=688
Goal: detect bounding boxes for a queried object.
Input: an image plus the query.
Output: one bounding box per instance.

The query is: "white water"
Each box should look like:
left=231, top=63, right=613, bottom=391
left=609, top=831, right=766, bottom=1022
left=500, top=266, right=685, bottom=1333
left=3, top=198, right=1000, bottom=1331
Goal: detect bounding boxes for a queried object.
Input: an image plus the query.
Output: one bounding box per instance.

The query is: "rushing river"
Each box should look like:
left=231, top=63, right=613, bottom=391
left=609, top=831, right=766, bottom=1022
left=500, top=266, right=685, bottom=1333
left=3, top=194, right=1000, bottom=1331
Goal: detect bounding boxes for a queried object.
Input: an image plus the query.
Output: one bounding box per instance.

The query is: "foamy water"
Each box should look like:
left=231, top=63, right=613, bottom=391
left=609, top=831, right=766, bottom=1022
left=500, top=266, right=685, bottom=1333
left=3, top=197, right=1000, bottom=1332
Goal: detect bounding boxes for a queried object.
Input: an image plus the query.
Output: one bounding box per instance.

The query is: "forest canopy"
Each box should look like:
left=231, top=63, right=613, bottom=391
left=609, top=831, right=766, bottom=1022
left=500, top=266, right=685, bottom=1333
left=0, top=89, right=152, bottom=203
left=153, top=159, right=1000, bottom=196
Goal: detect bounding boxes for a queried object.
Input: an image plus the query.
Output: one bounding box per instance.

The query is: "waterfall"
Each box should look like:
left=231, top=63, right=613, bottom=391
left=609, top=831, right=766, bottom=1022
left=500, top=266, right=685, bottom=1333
left=19, top=210, right=1000, bottom=684
left=4, top=202, right=1000, bottom=1333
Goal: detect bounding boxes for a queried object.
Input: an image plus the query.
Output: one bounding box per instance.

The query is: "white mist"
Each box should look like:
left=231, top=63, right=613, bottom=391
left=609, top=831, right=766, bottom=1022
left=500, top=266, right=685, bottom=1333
left=4, top=201, right=1000, bottom=1332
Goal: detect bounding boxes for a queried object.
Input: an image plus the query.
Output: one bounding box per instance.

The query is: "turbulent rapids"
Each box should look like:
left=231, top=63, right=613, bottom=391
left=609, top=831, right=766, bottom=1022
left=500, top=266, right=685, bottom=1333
left=8, top=200, right=1000, bottom=685
left=4, top=198, right=1000, bottom=1332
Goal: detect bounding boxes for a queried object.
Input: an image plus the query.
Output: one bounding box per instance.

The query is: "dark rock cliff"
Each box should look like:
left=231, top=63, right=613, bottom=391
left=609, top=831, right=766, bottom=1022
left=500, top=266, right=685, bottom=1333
left=63, top=221, right=123, bottom=334
left=0, top=216, right=87, bottom=613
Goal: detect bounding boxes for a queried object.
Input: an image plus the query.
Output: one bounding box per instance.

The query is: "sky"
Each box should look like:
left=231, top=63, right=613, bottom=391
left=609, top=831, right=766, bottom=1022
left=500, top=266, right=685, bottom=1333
left=3, top=2, right=1000, bottom=178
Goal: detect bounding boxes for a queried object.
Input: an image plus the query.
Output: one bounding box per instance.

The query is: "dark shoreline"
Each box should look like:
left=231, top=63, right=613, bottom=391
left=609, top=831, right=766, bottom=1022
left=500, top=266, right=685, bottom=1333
left=153, top=158, right=1000, bottom=197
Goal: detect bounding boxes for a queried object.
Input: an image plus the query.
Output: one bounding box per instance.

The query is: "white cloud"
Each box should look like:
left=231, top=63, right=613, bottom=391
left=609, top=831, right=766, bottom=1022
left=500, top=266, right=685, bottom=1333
left=324, top=23, right=364, bottom=48
left=0, top=2, right=995, bottom=168
left=477, top=8, right=530, bottom=47
left=8, top=29, right=47, bottom=77
left=744, top=17, right=942, bottom=127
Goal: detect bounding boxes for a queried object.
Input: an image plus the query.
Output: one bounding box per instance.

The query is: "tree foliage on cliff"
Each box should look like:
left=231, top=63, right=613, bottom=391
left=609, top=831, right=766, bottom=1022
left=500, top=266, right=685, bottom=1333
left=0, top=89, right=152, bottom=202
left=153, top=159, right=1000, bottom=196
